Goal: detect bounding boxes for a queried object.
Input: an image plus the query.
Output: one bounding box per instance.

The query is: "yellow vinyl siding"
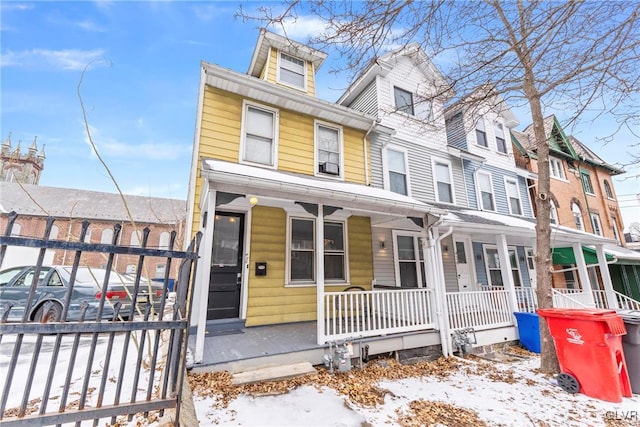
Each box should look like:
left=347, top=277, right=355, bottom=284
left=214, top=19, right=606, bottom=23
left=246, top=206, right=318, bottom=326
left=190, top=85, right=368, bottom=237
left=347, top=216, right=374, bottom=289
left=305, top=62, right=316, bottom=96
left=246, top=207, right=374, bottom=326
left=266, top=47, right=317, bottom=96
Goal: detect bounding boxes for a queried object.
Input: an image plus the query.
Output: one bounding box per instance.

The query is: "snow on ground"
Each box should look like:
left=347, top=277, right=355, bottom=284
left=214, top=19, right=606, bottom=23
left=191, top=354, right=640, bottom=427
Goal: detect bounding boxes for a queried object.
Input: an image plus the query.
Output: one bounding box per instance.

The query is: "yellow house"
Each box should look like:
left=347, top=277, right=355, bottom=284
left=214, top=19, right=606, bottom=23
left=186, top=30, right=446, bottom=364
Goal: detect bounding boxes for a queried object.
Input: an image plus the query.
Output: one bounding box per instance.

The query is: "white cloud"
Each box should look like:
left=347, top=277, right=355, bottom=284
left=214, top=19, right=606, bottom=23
left=1, top=48, right=108, bottom=71
left=123, top=183, right=187, bottom=199
left=274, top=15, right=329, bottom=41
left=191, top=4, right=235, bottom=21
left=0, top=3, right=33, bottom=11
left=75, top=20, right=106, bottom=32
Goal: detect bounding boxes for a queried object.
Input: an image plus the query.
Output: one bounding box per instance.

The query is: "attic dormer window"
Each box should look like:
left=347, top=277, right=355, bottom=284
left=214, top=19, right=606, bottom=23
left=278, top=52, right=306, bottom=90
left=394, top=87, right=414, bottom=115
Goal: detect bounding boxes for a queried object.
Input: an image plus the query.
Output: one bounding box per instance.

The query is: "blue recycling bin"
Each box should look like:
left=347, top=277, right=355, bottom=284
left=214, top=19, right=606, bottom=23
left=513, top=312, right=541, bottom=353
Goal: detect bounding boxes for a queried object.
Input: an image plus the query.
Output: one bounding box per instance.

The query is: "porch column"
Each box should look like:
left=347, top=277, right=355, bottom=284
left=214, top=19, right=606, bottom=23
left=426, top=227, right=450, bottom=357
left=195, top=189, right=217, bottom=364
left=596, top=244, right=618, bottom=309
left=316, top=204, right=325, bottom=345
left=495, top=234, right=519, bottom=314
left=530, top=238, right=537, bottom=289
left=572, top=242, right=596, bottom=306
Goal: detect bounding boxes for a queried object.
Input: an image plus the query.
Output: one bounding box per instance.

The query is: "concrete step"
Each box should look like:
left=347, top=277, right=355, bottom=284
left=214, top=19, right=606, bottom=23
left=231, top=361, right=317, bottom=385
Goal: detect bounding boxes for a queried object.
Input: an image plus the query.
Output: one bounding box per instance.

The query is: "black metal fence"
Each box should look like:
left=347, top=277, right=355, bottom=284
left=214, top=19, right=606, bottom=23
left=0, top=212, right=201, bottom=426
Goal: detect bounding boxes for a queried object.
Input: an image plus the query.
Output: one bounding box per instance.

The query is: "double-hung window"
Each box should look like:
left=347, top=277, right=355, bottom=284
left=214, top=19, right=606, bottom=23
left=581, top=170, right=594, bottom=194
left=475, top=117, right=487, bottom=147
left=604, top=180, right=614, bottom=199
left=611, top=216, right=620, bottom=242
left=591, top=213, right=603, bottom=236
left=494, top=122, right=507, bottom=153
left=242, top=103, right=277, bottom=167
left=316, top=122, right=342, bottom=177
left=394, top=87, right=414, bottom=115
left=505, top=178, right=522, bottom=215
left=550, top=200, right=559, bottom=225
left=433, top=158, right=454, bottom=204
left=290, top=218, right=315, bottom=282
left=384, top=147, right=409, bottom=196
left=571, top=202, right=583, bottom=230
left=278, top=52, right=306, bottom=89
left=324, top=222, right=346, bottom=281
left=550, top=157, right=566, bottom=180
left=476, top=171, right=495, bottom=211
left=484, top=246, right=522, bottom=287
left=394, top=232, right=426, bottom=288
left=289, top=218, right=347, bottom=284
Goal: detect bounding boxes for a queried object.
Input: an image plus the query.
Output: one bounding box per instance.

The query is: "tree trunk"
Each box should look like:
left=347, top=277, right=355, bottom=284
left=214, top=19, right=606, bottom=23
left=523, top=79, right=560, bottom=374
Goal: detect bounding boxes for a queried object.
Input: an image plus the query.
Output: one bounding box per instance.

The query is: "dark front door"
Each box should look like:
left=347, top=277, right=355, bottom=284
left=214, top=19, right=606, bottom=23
left=208, top=212, right=244, bottom=320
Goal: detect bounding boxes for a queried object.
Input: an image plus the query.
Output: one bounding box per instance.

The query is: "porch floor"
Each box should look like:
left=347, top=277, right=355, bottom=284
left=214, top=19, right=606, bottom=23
left=187, top=321, right=325, bottom=373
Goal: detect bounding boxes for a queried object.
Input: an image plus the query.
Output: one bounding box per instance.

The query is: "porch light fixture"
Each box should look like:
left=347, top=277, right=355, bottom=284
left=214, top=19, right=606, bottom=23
left=379, top=240, right=385, bottom=249
left=443, top=245, right=449, bottom=253
left=249, top=196, right=259, bottom=206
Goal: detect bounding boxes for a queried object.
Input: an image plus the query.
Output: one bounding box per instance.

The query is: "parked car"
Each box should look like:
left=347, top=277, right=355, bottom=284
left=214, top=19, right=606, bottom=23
left=0, top=266, right=166, bottom=323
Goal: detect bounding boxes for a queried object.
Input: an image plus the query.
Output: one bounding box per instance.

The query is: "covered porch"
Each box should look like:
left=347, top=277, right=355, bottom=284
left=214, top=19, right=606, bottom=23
left=191, top=159, right=449, bottom=365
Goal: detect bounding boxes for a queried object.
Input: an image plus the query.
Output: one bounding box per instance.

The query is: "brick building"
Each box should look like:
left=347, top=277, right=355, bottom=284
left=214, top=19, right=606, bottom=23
left=1, top=181, right=187, bottom=279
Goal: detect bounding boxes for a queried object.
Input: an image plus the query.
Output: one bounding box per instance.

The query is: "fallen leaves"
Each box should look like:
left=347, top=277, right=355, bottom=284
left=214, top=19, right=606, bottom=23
left=189, top=356, right=464, bottom=409
left=395, top=399, right=488, bottom=427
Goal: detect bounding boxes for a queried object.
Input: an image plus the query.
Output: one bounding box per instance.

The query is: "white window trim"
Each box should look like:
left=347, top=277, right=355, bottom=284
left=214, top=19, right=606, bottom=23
left=391, top=230, right=426, bottom=288
left=611, top=217, right=621, bottom=242
left=549, top=156, right=568, bottom=182
left=590, top=213, right=603, bottom=236
left=475, top=170, right=496, bottom=212
left=382, top=144, right=412, bottom=197
left=494, top=121, right=508, bottom=154
left=572, top=202, right=584, bottom=231
left=604, top=180, right=615, bottom=200
left=431, top=156, right=456, bottom=205
left=276, top=50, right=308, bottom=91
left=504, top=176, right=523, bottom=216
left=483, top=245, right=523, bottom=288
left=392, top=84, right=415, bottom=117
left=285, top=214, right=350, bottom=287
left=474, top=117, right=488, bottom=148
left=550, top=200, right=559, bottom=225
left=239, top=100, right=279, bottom=169
left=314, top=120, right=345, bottom=180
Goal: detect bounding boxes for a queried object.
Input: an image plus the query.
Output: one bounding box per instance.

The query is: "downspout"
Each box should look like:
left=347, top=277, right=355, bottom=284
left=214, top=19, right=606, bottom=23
left=363, top=120, right=377, bottom=186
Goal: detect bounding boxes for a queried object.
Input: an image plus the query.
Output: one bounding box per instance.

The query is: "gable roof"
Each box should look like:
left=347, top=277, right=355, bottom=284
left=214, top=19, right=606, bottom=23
left=568, top=136, right=624, bottom=175
left=338, top=43, right=452, bottom=106
left=522, top=115, right=577, bottom=158
left=0, top=182, right=186, bottom=224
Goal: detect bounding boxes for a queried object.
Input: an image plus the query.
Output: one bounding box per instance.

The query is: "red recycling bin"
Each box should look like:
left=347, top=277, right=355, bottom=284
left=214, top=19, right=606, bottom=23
left=537, top=308, right=632, bottom=403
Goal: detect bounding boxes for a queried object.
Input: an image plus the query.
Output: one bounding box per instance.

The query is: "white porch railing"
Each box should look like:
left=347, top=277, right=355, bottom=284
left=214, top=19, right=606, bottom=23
left=514, top=287, right=538, bottom=313
left=592, top=290, right=608, bottom=309
left=446, top=289, right=514, bottom=331
left=616, top=291, right=640, bottom=310
left=551, top=288, right=594, bottom=308
left=323, top=288, right=436, bottom=342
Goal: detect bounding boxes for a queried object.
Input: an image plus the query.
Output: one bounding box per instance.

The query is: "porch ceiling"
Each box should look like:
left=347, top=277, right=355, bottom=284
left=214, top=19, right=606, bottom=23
left=202, top=159, right=447, bottom=218
left=442, top=209, right=617, bottom=247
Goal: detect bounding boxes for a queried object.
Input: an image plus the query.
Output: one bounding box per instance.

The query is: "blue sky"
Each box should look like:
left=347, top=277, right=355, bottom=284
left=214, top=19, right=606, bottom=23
left=1, top=1, right=638, bottom=231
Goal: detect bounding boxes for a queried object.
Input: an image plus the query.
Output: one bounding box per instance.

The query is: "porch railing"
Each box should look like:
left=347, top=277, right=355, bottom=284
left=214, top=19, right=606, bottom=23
left=446, top=289, right=514, bottom=331
left=514, top=287, right=537, bottom=313
left=592, top=290, right=608, bottom=309
left=551, top=288, right=593, bottom=308
left=616, top=291, right=640, bottom=310
left=323, top=288, right=436, bottom=342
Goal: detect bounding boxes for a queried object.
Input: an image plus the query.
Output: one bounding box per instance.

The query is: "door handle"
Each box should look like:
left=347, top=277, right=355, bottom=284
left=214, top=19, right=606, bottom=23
left=237, top=273, right=242, bottom=286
